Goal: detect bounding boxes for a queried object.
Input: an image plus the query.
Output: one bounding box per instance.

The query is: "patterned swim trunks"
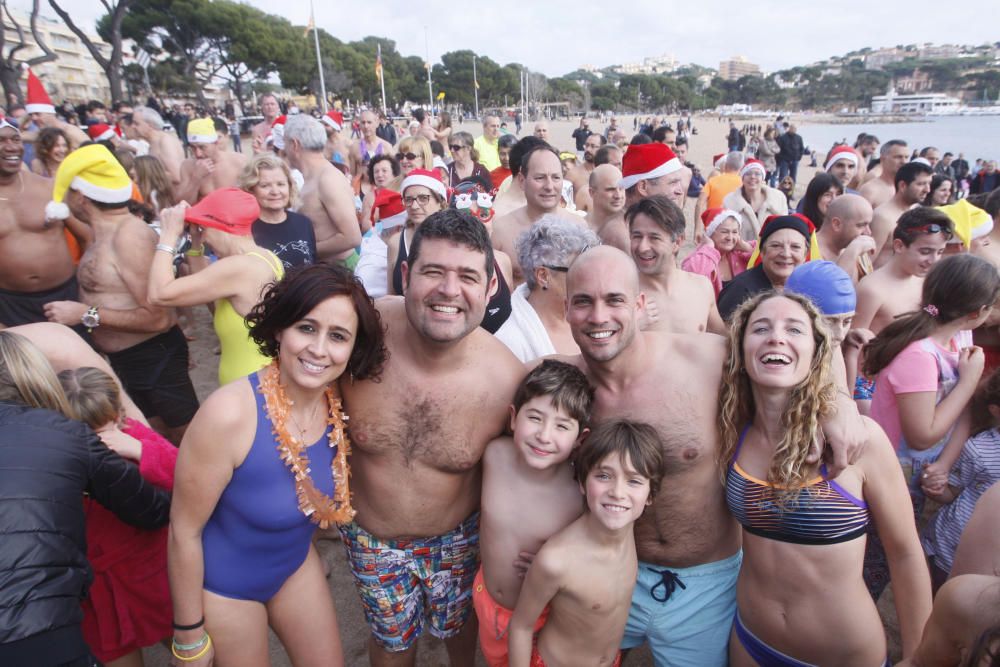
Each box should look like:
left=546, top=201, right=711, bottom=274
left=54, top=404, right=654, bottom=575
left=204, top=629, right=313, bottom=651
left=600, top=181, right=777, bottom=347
left=339, top=512, right=480, bottom=652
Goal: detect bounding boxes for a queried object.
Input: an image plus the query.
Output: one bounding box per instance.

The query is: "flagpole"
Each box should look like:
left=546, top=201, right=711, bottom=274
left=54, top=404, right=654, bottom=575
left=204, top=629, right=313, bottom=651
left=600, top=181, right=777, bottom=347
left=310, top=0, right=327, bottom=112
left=472, top=55, right=479, bottom=118
left=424, top=26, right=433, bottom=112
left=377, top=43, right=388, bottom=116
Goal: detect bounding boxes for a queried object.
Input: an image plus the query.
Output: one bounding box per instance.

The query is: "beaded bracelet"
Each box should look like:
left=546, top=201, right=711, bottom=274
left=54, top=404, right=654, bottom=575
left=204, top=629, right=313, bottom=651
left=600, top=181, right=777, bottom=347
left=172, top=632, right=208, bottom=652
left=171, top=633, right=212, bottom=662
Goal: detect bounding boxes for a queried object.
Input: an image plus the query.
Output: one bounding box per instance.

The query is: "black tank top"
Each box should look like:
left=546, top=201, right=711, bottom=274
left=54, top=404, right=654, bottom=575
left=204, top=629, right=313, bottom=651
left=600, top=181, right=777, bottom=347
left=391, top=231, right=512, bottom=333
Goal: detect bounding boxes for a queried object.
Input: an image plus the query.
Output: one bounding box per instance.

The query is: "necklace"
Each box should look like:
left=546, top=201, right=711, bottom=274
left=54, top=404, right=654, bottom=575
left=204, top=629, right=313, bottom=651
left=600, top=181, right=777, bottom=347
left=259, top=361, right=355, bottom=528
left=0, top=173, right=24, bottom=201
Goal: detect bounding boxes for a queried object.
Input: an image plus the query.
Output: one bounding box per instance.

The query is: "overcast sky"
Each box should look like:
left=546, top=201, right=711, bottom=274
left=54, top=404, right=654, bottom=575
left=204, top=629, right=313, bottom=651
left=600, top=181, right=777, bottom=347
left=14, top=0, right=999, bottom=77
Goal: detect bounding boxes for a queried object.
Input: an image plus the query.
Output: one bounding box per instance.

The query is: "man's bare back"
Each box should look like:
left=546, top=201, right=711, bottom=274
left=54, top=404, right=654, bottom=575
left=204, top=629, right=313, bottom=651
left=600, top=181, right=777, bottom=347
left=179, top=150, right=248, bottom=202
left=341, top=299, right=524, bottom=539
left=148, top=131, right=185, bottom=186
left=0, top=171, right=75, bottom=293
left=77, top=216, right=170, bottom=353
left=297, top=160, right=362, bottom=262
left=871, top=199, right=911, bottom=259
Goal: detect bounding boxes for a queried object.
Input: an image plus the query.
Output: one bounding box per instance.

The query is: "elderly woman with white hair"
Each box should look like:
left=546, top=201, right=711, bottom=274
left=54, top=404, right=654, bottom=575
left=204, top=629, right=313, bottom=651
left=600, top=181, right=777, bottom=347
left=494, top=215, right=600, bottom=362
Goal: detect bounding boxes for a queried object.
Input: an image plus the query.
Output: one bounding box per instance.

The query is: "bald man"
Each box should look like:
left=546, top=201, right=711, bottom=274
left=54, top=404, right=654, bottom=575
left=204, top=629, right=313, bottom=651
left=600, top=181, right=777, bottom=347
left=533, top=121, right=549, bottom=143
left=474, top=115, right=502, bottom=171
left=585, top=164, right=628, bottom=251
left=349, top=110, right=394, bottom=179
left=816, top=194, right=876, bottom=283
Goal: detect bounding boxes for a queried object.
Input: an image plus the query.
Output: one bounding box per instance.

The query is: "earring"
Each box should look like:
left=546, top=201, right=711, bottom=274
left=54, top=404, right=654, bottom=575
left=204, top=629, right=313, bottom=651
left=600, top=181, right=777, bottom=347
left=542, top=284, right=548, bottom=290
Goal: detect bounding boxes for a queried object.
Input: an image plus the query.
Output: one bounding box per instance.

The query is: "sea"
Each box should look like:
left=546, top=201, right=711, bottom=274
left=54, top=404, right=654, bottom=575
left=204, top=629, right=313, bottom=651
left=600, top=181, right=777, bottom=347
left=797, top=115, right=1000, bottom=163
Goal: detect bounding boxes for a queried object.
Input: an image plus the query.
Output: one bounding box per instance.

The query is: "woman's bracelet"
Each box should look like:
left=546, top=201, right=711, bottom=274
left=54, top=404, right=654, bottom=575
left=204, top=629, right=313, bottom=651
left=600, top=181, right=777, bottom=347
left=172, top=632, right=209, bottom=652
left=171, top=633, right=212, bottom=662
left=155, top=243, right=176, bottom=255
left=172, top=616, right=205, bottom=631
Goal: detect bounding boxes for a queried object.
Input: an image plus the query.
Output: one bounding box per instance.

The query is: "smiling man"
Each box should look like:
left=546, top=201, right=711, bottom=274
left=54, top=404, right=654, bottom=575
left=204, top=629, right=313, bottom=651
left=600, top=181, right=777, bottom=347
left=339, top=209, right=524, bottom=667
left=627, top=196, right=724, bottom=334
left=0, top=120, right=81, bottom=328
left=492, top=144, right=582, bottom=282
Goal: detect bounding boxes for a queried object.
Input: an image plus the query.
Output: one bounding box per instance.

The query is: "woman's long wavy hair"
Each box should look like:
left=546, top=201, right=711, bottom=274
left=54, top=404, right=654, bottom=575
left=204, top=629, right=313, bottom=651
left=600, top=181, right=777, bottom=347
left=717, top=291, right=837, bottom=499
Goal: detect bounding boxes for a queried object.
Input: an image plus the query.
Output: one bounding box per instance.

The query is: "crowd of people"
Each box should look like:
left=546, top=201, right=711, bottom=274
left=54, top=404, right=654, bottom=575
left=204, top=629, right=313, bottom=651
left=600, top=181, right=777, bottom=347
left=2, top=64, right=1000, bottom=667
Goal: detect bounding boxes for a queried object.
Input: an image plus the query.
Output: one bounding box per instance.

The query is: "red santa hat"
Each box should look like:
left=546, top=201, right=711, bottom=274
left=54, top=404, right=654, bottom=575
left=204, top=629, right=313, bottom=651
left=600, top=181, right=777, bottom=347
left=321, top=110, right=344, bottom=132
left=739, top=158, right=766, bottom=178
left=269, top=115, right=287, bottom=150
left=824, top=146, right=859, bottom=172
left=401, top=168, right=447, bottom=200
left=701, top=207, right=741, bottom=238
left=619, top=143, right=682, bottom=190
left=87, top=123, right=117, bottom=142
left=371, top=188, right=407, bottom=230
left=25, top=69, right=55, bottom=115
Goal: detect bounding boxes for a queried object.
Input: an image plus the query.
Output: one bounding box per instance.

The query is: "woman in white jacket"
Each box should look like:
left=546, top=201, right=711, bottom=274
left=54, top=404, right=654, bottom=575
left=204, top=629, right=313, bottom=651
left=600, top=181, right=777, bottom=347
left=723, top=158, right=788, bottom=241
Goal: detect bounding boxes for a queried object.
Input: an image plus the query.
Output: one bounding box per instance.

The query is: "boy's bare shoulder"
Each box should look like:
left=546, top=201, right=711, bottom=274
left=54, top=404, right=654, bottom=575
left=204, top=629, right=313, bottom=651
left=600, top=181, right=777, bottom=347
left=483, top=435, right=515, bottom=467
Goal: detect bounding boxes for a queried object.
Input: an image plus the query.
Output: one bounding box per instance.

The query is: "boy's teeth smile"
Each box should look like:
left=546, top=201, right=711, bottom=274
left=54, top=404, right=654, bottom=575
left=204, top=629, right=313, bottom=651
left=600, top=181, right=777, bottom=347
left=602, top=504, right=629, bottom=512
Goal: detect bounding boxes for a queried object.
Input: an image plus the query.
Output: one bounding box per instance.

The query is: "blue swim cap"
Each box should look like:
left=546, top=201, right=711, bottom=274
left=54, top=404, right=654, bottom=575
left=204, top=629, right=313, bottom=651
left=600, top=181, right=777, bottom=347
left=784, top=261, right=856, bottom=316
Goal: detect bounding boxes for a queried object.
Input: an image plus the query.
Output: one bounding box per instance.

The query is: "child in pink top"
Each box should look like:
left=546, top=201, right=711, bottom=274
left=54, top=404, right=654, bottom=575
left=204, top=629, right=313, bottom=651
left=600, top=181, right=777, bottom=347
left=865, top=254, right=998, bottom=509
left=682, top=207, right=755, bottom=297
left=58, top=367, right=177, bottom=666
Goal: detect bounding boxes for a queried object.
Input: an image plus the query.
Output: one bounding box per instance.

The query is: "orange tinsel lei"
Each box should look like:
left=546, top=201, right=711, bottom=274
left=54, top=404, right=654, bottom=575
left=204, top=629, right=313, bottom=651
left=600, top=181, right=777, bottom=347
left=259, top=360, right=355, bottom=528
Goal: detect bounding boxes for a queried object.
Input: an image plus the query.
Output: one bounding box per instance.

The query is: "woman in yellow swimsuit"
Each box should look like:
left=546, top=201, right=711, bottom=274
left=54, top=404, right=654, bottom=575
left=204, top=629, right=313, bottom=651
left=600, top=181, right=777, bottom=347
left=148, top=187, right=284, bottom=385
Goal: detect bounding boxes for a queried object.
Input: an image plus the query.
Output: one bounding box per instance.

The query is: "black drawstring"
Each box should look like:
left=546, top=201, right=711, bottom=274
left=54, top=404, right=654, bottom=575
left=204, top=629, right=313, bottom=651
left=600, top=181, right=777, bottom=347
left=649, top=568, right=687, bottom=602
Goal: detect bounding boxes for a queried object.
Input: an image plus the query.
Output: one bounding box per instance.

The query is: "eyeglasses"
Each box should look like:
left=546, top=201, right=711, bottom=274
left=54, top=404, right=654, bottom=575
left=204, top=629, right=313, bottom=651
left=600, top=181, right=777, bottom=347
left=404, top=194, right=433, bottom=206
left=449, top=144, right=466, bottom=152
left=544, top=265, right=569, bottom=273
left=397, top=152, right=419, bottom=161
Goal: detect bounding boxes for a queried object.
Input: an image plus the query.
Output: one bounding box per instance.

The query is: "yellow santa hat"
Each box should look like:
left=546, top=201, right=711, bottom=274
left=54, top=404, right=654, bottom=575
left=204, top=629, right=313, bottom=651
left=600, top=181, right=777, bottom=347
left=187, top=117, right=218, bottom=144
left=937, top=199, right=992, bottom=249
left=46, top=144, right=133, bottom=220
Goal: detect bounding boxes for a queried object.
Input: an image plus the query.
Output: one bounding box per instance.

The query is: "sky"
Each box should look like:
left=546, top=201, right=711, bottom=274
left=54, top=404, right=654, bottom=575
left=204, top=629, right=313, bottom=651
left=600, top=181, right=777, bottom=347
left=13, top=0, right=999, bottom=77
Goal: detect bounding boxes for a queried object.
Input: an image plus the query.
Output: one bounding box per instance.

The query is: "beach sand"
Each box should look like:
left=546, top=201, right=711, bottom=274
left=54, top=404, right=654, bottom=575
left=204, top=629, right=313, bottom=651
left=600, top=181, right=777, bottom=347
left=143, top=115, right=898, bottom=667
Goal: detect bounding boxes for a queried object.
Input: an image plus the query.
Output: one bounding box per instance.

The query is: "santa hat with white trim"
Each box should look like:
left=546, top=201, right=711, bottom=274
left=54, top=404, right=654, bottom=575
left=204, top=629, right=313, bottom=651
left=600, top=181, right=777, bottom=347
left=321, top=110, right=344, bottom=132
left=401, top=168, right=447, bottom=200
left=371, top=188, right=407, bottom=230
left=46, top=144, right=133, bottom=220
left=24, top=69, right=55, bottom=115
left=619, top=143, right=681, bottom=190
left=701, top=207, right=741, bottom=238
left=87, top=123, right=117, bottom=142
left=270, top=115, right=287, bottom=150
left=187, top=117, right=218, bottom=144
left=824, top=146, right=859, bottom=172
left=739, top=158, right=766, bottom=179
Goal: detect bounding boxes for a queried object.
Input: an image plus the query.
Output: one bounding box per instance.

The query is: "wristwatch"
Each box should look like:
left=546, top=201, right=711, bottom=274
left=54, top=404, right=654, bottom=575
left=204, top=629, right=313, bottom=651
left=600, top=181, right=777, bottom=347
left=81, top=305, right=100, bottom=331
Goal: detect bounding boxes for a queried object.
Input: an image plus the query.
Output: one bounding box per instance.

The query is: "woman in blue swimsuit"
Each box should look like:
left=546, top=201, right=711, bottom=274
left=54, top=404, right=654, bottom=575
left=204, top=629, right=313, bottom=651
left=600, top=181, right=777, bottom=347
left=718, top=291, right=931, bottom=667
left=168, top=264, right=386, bottom=666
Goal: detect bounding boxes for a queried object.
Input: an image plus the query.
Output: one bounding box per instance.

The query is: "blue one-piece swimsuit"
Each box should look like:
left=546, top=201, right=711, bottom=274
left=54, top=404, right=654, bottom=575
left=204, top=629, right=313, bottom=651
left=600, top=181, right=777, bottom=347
left=202, top=372, right=335, bottom=602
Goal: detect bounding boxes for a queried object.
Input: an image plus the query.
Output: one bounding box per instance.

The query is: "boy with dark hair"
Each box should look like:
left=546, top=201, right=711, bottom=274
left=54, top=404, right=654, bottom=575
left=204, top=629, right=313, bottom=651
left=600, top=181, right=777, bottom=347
left=509, top=419, right=666, bottom=667
left=476, top=359, right=594, bottom=666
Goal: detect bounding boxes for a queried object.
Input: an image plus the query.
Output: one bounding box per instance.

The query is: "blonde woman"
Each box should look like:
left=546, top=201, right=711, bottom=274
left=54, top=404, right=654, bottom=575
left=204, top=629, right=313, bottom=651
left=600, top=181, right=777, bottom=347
left=394, top=135, right=433, bottom=178
left=0, top=331, right=170, bottom=666
left=718, top=291, right=931, bottom=666
left=240, top=153, right=316, bottom=269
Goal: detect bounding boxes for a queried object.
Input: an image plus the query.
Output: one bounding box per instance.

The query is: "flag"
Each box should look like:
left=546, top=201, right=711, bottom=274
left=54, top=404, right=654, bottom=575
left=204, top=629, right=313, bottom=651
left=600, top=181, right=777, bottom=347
left=303, top=11, right=314, bottom=37
left=474, top=78, right=479, bottom=90
left=437, top=91, right=445, bottom=100
left=375, top=43, right=383, bottom=81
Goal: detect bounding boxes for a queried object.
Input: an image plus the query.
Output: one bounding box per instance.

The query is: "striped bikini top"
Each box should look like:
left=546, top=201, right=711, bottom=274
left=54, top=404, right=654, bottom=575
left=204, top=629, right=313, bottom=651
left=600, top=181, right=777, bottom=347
left=725, top=426, right=869, bottom=545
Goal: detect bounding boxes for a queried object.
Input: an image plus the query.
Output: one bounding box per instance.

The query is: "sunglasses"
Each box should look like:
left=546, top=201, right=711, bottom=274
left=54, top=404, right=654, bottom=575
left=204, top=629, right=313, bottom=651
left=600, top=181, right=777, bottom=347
left=909, top=223, right=947, bottom=235
left=397, top=152, right=420, bottom=161
left=544, top=265, right=569, bottom=273
left=449, top=144, right=466, bottom=152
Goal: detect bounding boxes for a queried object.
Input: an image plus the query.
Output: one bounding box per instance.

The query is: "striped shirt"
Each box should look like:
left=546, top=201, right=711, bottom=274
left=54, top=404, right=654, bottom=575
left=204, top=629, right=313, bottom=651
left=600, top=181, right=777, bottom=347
left=923, top=428, right=1000, bottom=572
